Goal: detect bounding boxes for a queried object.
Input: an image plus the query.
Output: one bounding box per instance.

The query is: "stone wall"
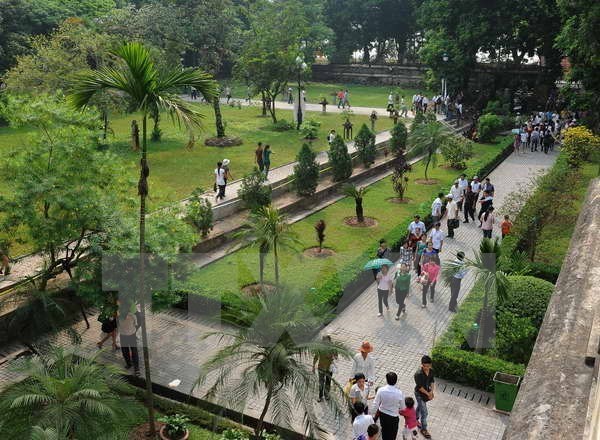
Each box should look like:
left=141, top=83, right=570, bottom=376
left=502, top=178, right=600, bottom=439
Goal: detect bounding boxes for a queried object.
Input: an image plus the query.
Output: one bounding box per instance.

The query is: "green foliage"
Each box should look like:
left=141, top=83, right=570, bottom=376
left=293, top=143, right=320, bottom=197
left=410, top=111, right=426, bottom=132
left=159, top=414, right=190, bottom=439
left=494, top=311, right=538, bottom=365
left=483, top=99, right=510, bottom=116
left=220, top=428, right=282, bottom=440
left=390, top=120, right=408, bottom=155
left=561, top=126, right=600, bottom=169
left=354, top=123, right=376, bottom=167
left=327, top=134, right=353, bottom=181
left=271, top=119, right=294, bottom=131
left=186, top=190, right=214, bottom=238
left=237, top=169, right=272, bottom=212
left=409, top=121, right=451, bottom=180
left=477, top=114, right=503, bottom=143
left=498, top=276, right=554, bottom=327
left=300, top=119, right=321, bottom=140
left=440, top=136, right=473, bottom=169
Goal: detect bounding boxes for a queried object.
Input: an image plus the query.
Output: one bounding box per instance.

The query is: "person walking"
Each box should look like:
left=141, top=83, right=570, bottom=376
left=414, top=235, right=428, bottom=276
left=351, top=341, right=376, bottom=385
left=350, top=373, right=373, bottom=408
left=448, top=251, right=467, bottom=312
left=372, top=238, right=390, bottom=280
left=222, top=159, right=232, bottom=195
left=118, top=304, right=140, bottom=376
left=357, top=424, right=380, bottom=440
left=376, top=264, right=393, bottom=317
left=520, top=128, right=528, bottom=154
left=400, top=96, right=408, bottom=118
left=214, top=161, right=226, bottom=201
left=0, top=245, right=10, bottom=276
left=97, top=309, right=118, bottom=351
left=463, top=185, right=477, bottom=223
left=414, top=356, right=435, bottom=439
left=477, top=191, right=493, bottom=225
left=288, top=86, right=293, bottom=104
left=352, top=401, right=375, bottom=437
left=313, top=335, right=337, bottom=402
left=501, top=215, right=513, bottom=239
left=373, top=372, right=405, bottom=440
left=483, top=177, right=495, bottom=196
left=428, top=222, right=445, bottom=254
left=399, top=240, right=413, bottom=267
left=400, top=397, right=419, bottom=440
left=530, top=127, right=540, bottom=152
left=394, top=263, right=411, bottom=319
left=337, top=90, right=344, bottom=109
left=328, top=129, right=336, bottom=144
left=431, top=193, right=444, bottom=224
left=420, top=257, right=440, bottom=307
left=407, top=215, right=426, bottom=249
left=450, top=180, right=463, bottom=209
left=255, top=142, right=264, bottom=172
left=262, top=144, right=272, bottom=177
left=445, top=194, right=459, bottom=239
left=480, top=206, right=495, bottom=238
left=224, top=86, right=232, bottom=104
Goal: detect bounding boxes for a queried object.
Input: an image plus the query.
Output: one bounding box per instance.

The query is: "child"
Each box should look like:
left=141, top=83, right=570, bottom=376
left=501, top=215, right=513, bottom=239
left=400, top=396, right=419, bottom=440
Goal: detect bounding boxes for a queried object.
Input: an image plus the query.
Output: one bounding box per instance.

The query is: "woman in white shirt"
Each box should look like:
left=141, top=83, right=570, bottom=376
left=214, top=161, right=226, bottom=200
left=350, top=373, right=372, bottom=407
left=376, top=265, right=393, bottom=317
left=480, top=206, right=495, bottom=239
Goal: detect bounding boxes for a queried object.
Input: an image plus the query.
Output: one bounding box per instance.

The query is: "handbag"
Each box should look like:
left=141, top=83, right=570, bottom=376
left=451, top=218, right=460, bottom=229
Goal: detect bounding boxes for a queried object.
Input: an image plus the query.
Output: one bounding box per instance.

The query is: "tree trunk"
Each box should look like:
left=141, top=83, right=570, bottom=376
left=79, top=299, right=90, bottom=329
left=274, top=241, right=279, bottom=284
left=139, top=114, right=157, bottom=438
left=261, top=91, right=267, bottom=116
left=255, top=384, right=274, bottom=438
left=213, top=98, right=226, bottom=137
left=356, top=199, right=364, bottom=223
left=424, top=154, right=431, bottom=181
left=102, top=111, right=109, bottom=140
left=269, top=97, right=277, bottom=124
left=259, top=250, right=265, bottom=290
left=475, top=292, right=489, bottom=354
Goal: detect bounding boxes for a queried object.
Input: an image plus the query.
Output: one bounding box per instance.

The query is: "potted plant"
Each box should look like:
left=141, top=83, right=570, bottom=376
left=159, top=414, right=190, bottom=440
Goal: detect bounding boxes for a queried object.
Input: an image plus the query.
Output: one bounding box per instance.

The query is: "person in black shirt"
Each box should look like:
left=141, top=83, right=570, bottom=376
left=414, top=355, right=435, bottom=439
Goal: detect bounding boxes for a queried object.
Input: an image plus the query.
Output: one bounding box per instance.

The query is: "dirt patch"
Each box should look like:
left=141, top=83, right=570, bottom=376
left=343, top=216, right=378, bottom=228
left=386, top=197, right=412, bottom=204
left=129, top=422, right=164, bottom=440
left=303, top=247, right=336, bottom=258
left=204, top=136, right=243, bottom=147
left=241, top=283, right=277, bottom=296
left=414, top=178, right=440, bottom=185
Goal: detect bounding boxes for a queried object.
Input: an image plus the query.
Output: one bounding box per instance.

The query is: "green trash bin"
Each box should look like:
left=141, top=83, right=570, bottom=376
left=493, top=372, right=521, bottom=412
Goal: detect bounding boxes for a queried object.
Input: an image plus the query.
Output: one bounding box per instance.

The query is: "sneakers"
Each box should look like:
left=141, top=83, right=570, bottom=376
left=395, top=314, right=400, bottom=320
left=421, top=429, right=432, bottom=439
left=377, top=313, right=383, bottom=317
left=421, top=304, right=427, bottom=308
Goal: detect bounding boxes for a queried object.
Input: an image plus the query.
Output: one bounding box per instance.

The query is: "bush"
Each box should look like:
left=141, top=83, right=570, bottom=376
left=483, top=99, right=510, bottom=116
left=270, top=119, right=293, bottom=131
left=561, top=126, right=600, bottom=169
left=221, top=429, right=282, bottom=440
left=498, top=276, right=554, bottom=327
left=293, top=143, right=320, bottom=197
left=527, top=261, right=560, bottom=284
left=440, top=136, right=473, bottom=169
left=389, top=121, right=408, bottom=155
left=237, top=169, right=272, bottom=212
left=354, top=123, right=376, bottom=167
left=327, top=134, right=353, bottom=181
left=158, top=414, right=189, bottom=439
left=477, top=113, right=503, bottom=143
left=185, top=190, right=213, bottom=238
left=410, top=111, right=425, bottom=132
left=494, top=311, right=538, bottom=364
left=300, top=119, right=321, bottom=139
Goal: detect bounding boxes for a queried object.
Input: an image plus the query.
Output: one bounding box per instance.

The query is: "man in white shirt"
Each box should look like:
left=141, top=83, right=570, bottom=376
left=373, top=372, right=405, bottom=440
left=470, top=176, right=481, bottom=195
left=351, top=342, right=376, bottom=384
left=431, top=192, right=444, bottom=224
left=457, top=174, right=468, bottom=205
left=450, top=180, right=463, bottom=207
left=408, top=215, right=426, bottom=236
left=445, top=195, right=459, bottom=238
left=352, top=402, right=374, bottom=439
left=428, top=222, right=445, bottom=253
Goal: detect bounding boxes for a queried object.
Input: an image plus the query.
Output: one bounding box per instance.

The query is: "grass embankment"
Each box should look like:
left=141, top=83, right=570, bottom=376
left=182, top=136, right=511, bottom=303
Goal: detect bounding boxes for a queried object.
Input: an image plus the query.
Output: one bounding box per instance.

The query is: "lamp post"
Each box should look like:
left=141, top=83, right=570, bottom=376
left=442, top=52, right=449, bottom=116
left=295, top=56, right=308, bottom=130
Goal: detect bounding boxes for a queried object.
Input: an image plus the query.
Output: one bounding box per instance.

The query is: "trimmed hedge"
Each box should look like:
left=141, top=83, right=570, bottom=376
left=498, top=276, right=554, bottom=327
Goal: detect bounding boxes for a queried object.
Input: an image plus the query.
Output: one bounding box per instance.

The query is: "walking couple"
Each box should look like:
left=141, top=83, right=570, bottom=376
left=254, top=142, right=272, bottom=177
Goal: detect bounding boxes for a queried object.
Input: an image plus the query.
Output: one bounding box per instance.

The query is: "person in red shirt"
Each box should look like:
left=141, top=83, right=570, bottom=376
left=501, top=215, right=513, bottom=239
left=419, top=257, right=440, bottom=308
left=400, top=396, right=419, bottom=439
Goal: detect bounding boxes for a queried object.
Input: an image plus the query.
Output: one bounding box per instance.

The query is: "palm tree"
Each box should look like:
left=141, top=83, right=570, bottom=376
left=69, top=42, right=218, bottom=436
left=442, top=238, right=509, bottom=353
left=0, top=346, right=134, bottom=439
left=235, top=205, right=301, bottom=285
left=343, top=184, right=370, bottom=223
left=408, top=121, right=452, bottom=181
left=195, top=289, right=351, bottom=438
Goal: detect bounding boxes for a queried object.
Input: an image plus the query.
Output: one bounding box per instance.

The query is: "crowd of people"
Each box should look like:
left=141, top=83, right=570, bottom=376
left=514, top=110, right=576, bottom=154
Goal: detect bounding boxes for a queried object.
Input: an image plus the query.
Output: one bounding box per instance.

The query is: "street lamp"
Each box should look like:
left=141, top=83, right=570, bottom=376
left=295, top=56, right=308, bottom=130
left=441, top=52, right=449, bottom=116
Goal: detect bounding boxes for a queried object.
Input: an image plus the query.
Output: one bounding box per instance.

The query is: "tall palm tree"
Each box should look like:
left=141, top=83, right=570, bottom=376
left=235, top=205, right=300, bottom=285
left=343, top=184, right=370, bottom=223
left=195, top=289, right=351, bottom=438
left=442, top=238, right=509, bottom=353
left=0, top=346, right=135, bottom=439
left=408, top=121, right=452, bottom=181
left=69, top=42, right=218, bottom=437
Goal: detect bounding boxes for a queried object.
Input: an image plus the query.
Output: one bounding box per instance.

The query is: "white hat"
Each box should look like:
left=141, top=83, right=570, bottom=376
left=446, top=194, right=453, bottom=198
left=473, top=176, right=479, bottom=180
left=222, top=159, right=230, bottom=166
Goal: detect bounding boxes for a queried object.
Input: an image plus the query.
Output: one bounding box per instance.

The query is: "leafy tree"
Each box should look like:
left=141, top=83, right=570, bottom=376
left=0, top=346, right=139, bottom=439
left=315, top=219, right=326, bottom=252
left=354, top=123, right=376, bottom=167
left=70, top=41, right=217, bottom=437
left=477, top=114, right=503, bottom=142
left=440, top=135, right=473, bottom=169
left=238, top=168, right=272, bottom=212
left=328, top=134, right=353, bottom=182
left=196, top=288, right=351, bottom=438
left=390, top=120, right=408, bottom=155
left=343, top=184, right=370, bottom=223
left=235, top=206, right=300, bottom=285
left=293, top=143, right=320, bottom=197
left=186, top=190, right=214, bottom=237
left=391, top=148, right=411, bottom=200
left=409, top=121, right=451, bottom=181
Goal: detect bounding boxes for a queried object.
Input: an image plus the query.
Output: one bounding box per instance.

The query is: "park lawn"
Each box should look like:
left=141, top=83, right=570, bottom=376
left=534, top=161, right=597, bottom=267
left=182, top=136, right=509, bottom=299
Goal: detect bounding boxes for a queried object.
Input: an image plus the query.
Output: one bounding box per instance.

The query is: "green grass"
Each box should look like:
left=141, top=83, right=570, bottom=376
left=227, top=81, right=427, bottom=109
left=182, top=136, right=510, bottom=299
left=534, top=161, right=597, bottom=266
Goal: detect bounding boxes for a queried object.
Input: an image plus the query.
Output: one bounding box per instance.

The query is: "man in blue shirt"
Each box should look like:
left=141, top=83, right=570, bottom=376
left=449, top=251, right=467, bottom=312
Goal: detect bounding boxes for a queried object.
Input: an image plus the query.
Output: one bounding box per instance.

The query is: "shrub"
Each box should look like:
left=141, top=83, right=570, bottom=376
left=327, top=134, right=352, bottom=181
left=221, top=429, right=282, bottom=440
left=293, top=143, right=320, bottom=197
left=410, top=111, right=425, bottom=132
left=300, top=119, right=321, bottom=139
left=185, top=190, right=213, bottom=237
left=159, top=414, right=190, bottom=439
left=494, top=311, right=538, bottom=364
left=271, top=119, right=293, bottom=131
left=483, top=99, right=510, bottom=116
left=354, top=123, right=376, bottom=167
left=440, top=136, right=473, bottom=169
left=477, top=113, right=503, bottom=143
left=389, top=121, right=408, bottom=155
left=498, top=275, right=554, bottom=327
left=237, top=169, right=272, bottom=212
left=561, top=126, right=600, bottom=169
